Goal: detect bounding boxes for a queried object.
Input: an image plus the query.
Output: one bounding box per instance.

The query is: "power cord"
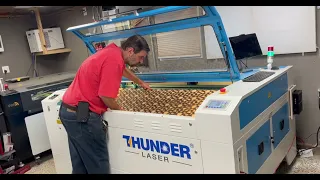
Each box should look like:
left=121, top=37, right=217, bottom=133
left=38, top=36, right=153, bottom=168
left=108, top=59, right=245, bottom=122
left=47, top=35, right=64, bottom=45
left=305, top=133, right=317, bottom=141
left=298, top=96, right=320, bottom=153
left=4, top=70, right=7, bottom=81
left=298, top=126, right=320, bottom=153
left=26, top=53, right=38, bottom=77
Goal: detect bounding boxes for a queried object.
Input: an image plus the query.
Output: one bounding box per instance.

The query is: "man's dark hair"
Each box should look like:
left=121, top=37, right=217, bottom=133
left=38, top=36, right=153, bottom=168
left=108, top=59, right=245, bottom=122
left=121, top=35, right=150, bottom=54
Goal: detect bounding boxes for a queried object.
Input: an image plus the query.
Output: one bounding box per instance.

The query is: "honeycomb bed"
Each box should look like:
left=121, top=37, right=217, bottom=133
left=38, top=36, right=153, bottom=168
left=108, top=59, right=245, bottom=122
left=117, top=88, right=216, bottom=117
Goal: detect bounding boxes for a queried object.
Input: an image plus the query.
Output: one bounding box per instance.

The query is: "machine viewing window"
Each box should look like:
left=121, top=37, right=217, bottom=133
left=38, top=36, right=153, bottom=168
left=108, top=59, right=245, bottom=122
left=74, top=6, right=235, bottom=78
left=79, top=6, right=206, bottom=37
left=155, top=7, right=203, bottom=61
left=91, top=22, right=230, bottom=74
left=155, top=27, right=202, bottom=60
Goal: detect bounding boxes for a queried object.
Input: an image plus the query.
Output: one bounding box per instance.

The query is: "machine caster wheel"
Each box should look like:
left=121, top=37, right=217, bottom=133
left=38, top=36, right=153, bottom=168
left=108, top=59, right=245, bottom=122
left=34, top=156, right=41, bottom=165
left=18, top=162, right=25, bottom=168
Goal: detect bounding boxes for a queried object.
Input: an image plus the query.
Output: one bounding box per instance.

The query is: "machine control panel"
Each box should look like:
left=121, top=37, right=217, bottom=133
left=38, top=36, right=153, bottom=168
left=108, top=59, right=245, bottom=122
left=205, top=100, right=230, bottom=110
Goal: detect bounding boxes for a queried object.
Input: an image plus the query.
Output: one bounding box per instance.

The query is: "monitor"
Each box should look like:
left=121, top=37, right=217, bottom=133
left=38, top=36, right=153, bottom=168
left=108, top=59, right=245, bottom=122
left=229, top=33, right=262, bottom=60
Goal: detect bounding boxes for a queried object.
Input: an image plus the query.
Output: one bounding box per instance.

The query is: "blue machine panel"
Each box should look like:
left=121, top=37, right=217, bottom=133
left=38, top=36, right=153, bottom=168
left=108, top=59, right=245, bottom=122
left=246, top=120, right=272, bottom=174
left=239, top=73, right=288, bottom=129
left=272, top=103, right=290, bottom=148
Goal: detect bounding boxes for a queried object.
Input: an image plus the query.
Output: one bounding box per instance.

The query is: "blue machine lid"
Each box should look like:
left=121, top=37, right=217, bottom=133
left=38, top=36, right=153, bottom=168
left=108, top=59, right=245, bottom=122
left=66, top=6, right=241, bottom=83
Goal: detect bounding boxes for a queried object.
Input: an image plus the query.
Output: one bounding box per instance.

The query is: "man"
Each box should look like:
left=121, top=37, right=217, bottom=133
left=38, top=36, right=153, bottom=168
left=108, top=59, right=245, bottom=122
left=59, top=35, right=151, bottom=174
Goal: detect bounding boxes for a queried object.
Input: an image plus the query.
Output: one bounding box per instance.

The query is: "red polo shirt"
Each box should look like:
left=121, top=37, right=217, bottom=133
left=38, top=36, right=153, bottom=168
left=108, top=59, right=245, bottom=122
left=63, top=43, right=125, bottom=114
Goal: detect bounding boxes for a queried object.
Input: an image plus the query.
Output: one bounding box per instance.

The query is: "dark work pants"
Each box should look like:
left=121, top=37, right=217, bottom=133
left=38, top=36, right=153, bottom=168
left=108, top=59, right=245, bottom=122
left=59, top=105, right=110, bottom=174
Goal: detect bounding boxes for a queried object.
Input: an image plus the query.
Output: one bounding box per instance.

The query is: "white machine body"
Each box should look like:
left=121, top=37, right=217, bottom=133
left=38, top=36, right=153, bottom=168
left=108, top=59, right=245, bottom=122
left=41, top=90, right=72, bottom=174
left=267, top=57, right=274, bottom=70
left=26, top=27, right=65, bottom=53
left=25, top=112, right=51, bottom=156
left=42, top=66, right=297, bottom=174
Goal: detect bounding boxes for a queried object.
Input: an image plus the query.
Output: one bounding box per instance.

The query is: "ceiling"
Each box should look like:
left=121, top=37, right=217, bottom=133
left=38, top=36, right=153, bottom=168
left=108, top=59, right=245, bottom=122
left=0, top=6, right=75, bottom=16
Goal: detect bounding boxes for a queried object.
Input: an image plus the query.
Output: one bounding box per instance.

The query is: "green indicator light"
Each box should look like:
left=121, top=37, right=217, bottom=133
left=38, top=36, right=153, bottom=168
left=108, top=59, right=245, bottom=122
left=267, top=51, right=274, bottom=57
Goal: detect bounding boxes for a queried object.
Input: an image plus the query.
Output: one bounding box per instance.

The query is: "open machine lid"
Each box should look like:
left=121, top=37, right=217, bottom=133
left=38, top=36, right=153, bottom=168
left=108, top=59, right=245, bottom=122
left=66, top=6, right=240, bottom=83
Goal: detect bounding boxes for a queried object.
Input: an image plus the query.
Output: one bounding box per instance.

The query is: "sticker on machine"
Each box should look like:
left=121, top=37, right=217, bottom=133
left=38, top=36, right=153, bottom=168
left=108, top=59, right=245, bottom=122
left=122, top=135, right=196, bottom=166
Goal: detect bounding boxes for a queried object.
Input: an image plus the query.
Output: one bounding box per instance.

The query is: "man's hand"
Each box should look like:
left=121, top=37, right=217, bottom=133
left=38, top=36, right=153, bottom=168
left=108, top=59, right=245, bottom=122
left=123, top=68, right=151, bottom=90
left=139, top=82, right=151, bottom=90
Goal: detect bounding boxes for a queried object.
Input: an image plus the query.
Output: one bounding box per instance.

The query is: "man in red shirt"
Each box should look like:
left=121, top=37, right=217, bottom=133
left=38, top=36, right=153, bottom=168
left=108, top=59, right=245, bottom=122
left=59, top=35, right=150, bottom=174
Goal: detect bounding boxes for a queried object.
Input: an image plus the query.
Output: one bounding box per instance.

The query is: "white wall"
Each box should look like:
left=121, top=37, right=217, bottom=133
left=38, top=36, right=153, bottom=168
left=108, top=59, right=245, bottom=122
left=204, top=6, right=317, bottom=59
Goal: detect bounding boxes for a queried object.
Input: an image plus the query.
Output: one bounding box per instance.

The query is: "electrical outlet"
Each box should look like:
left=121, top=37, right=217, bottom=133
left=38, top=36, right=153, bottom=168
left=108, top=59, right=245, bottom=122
left=82, top=7, right=87, bottom=16
left=2, top=66, right=10, bottom=74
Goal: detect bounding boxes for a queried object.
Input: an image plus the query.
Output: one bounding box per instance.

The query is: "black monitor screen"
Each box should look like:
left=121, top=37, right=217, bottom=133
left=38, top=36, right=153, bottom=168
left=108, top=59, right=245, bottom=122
left=229, top=33, right=262, bottom=60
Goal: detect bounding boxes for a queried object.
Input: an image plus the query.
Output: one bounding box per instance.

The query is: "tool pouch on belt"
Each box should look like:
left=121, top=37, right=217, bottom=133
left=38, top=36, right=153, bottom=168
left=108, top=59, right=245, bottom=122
left=102, top=120, right=109, bottom=141
left=76, top=101, right=90, bottom=123
left=102, top=120, right=108, bottom=132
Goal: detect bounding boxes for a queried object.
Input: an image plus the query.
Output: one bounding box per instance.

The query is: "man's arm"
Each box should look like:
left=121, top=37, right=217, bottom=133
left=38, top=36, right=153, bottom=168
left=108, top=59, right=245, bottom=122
left=123, top=67, right=143, bottom=85
left=123, top=67, right=151, bottom=90
left=99, top=96, right=122, bottom=110
left=98, top=58, right=125, bottom=110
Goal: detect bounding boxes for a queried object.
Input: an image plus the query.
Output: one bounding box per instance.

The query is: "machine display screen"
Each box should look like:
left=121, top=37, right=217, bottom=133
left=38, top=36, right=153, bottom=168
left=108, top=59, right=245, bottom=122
left=205, top=100, right=230, bottom=109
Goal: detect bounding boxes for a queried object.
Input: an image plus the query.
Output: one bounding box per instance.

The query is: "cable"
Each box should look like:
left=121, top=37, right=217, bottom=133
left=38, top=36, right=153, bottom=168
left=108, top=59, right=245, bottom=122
left=26, top=53, right=39, bottom=77
left=4, top=71, right=7, bottom=81
left=304, top=133, right=317, bottom=141
left=296, top=136, right=305, bottom=144
left=26, top=53, right=34, bottom=76
left=26, top=61, right=33, bottom=76
left=47, top=35, right=64, bottom=45
left=34, top=53, right=39, bottom=77
left=239, top=59, right=248, bottom=68
left=298, top=126, right=320, bottom=153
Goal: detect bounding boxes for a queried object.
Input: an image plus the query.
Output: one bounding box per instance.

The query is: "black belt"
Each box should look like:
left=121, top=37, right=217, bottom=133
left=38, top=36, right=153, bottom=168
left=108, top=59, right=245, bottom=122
left=61, top=102, right=104, bottom=117
left=61, top=102, right=77, bottom=112
left=61, top=102, right=108, bottom=129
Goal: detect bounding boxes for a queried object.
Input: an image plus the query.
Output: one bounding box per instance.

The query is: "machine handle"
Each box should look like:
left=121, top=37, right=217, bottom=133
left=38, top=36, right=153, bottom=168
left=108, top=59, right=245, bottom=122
left=289, top=85, right=296, bottom=120
left=280, top=119, right=285, bottom=130
left=258, top=142, right=264, bottom=155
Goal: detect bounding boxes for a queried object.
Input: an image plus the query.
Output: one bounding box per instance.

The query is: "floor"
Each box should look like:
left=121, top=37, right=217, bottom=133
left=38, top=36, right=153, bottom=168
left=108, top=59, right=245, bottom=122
left=276, top=148, right=320, bottom=174
left=24, top=148, right=320, bottom=174
left=25, top=155, right=56, bottom=174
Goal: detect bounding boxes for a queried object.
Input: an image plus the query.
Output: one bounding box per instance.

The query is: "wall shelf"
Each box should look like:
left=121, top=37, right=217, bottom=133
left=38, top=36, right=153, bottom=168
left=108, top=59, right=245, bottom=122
left=35, top=48, right=72, bottom=56
left=32, top=7, right=71, bottom=56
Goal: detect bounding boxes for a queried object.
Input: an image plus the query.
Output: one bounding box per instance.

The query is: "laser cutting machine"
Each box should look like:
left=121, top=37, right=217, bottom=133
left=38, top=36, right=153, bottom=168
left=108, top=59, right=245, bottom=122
left=0, top=72, right=74, bottom=164
left=42, top=6, right=298, bottom=174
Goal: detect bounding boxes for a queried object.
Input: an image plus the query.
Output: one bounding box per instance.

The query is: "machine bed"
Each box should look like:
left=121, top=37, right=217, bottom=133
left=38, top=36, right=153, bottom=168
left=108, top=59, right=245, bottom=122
left=117, top=88, right=216, bottom=117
